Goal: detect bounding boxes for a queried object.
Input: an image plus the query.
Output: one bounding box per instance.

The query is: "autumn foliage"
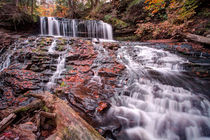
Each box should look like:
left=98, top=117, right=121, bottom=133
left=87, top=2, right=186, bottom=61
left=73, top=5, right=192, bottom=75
left=134, top=0, right=207, bottom=40
left=144, top=0, right=166, bottom=15
left=37, top=4, right=56, bottom=17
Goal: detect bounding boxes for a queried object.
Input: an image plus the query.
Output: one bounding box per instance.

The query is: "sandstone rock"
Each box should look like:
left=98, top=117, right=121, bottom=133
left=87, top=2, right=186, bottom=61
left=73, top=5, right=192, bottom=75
left=103, top=43, right=120, bottom=50
left=0, top=69, right=42, bottom=107
left=19, top=122, right=37, bottom=132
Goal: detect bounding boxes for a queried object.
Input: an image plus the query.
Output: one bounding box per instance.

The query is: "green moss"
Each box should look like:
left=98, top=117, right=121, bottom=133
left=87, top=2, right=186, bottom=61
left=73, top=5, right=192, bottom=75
left=32, top=48, right=40, bottom=53
left=104, top=15, right=129, bottom=29
left=58, top=38, right=67, bottom=45
left=115, top=35, right=138, bottom=41
left=104, top=15, right=112, bottom=22
left=62, top=127, right=80, bottom=140
left=60, top=81, right=66, bottom=87
left=57, top=45, right=65, bottom=51
left=43, top=106, right=49, bottom=112
left=127, top=0, right=144, bottom=10
left=15, top=107, right=29, bottom=112
left=37, top=40, right=46, bottom=47
left=198, top=8, right=210, bottom=17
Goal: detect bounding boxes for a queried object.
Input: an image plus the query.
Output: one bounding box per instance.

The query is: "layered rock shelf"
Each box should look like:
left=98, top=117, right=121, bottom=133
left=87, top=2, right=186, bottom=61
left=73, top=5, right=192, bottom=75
left=0, top=36, right=125, bottom=139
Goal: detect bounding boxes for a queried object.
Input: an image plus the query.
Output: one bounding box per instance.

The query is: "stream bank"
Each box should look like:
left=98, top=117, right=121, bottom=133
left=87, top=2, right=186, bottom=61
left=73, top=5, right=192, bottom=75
left=0, top=33, right=210, bottom=139
left=0, top=13, right=210, bottom=139
left=0, top=35, right=125, bottom=139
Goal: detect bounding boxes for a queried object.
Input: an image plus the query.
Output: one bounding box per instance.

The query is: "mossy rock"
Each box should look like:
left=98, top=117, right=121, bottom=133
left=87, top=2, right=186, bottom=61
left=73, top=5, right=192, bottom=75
left=104, top=15, right=129, bottom=29
left=115, top=35, right=138, bottom=41
left=56, top=45, right=66, bottom=51
left=57, top=39, right=68, bottom=46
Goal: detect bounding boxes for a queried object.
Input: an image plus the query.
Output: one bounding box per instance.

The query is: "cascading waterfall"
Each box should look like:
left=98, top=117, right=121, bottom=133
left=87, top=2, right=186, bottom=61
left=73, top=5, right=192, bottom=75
left=90, top=42, right=110, bottom=85
left=40, top=17, right=113, bottom=40
left=47, top=17, right=60, bottom=36
left=102, top=45, right=210, bottom=140
left=48, top=39, right=56, bottom=53
left=46, top=39, right=69, bottom=90
left=0, top=48, right=15, bottom=72
left=0, top=42, right=19, bottom=72
left=1, top=16, right=209, bottom=140
left=47, top=54, right=66, bottom=89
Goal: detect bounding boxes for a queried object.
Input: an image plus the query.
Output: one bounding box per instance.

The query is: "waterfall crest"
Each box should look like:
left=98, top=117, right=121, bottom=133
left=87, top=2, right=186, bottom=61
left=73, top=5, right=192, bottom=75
left=40, top=17, right=113, bottom=40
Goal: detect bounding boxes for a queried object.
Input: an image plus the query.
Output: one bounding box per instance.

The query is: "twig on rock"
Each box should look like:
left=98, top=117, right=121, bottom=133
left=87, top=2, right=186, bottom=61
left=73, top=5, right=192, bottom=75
left=40, top=111, right=56, bottom=119
left=0, top=113, right=16, bottom=132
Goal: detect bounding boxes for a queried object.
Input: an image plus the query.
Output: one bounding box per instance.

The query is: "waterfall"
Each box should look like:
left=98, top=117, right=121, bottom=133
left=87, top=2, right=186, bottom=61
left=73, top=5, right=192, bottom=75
left=102, top=45, right=210, bottom=140
left=40, top=17, right=113, bottom=40
left=47, top=17, right=60, bottom=36
left=48, top=39, right=56, bottom=53
left=47, top=54, right=66, bottom=90
left=46, top=38, right=69, bottom=90
left=0, top=43, right=18, bottom=72
left=40, top=17, right=47, bottom=35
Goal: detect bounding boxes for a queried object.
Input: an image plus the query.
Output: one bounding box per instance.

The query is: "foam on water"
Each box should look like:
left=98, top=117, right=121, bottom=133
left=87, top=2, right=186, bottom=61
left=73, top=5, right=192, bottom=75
left=47, top=54, right=66, bottom=89
left=104, top=45, right=210, bottom=140
left=48, top=39, right=56, bottom=53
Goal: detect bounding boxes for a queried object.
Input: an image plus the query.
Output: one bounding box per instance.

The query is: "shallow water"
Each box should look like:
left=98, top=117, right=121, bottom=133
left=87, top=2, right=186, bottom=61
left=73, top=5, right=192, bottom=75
left=0, top=35, right=210, bottom=140
left=99, top=45, right=210, bottom=140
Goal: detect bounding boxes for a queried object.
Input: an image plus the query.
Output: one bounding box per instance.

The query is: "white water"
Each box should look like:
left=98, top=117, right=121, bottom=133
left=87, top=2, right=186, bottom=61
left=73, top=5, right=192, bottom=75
left=46, top=38, right=69, bottom=90
left=40, top=17, right=113, bottom=39
left=90, top=42, right=110, bottom=86
left=48, top=39, right=56, bottom=53
left=105, top=45, right=210, bottom=140
left=47, top=17, right=60, bottom=36
left=47, top=54, right=66, bottom=89
left=72, top=19, right=77, bottom=37
left=0, top=43, right=18, bottom=72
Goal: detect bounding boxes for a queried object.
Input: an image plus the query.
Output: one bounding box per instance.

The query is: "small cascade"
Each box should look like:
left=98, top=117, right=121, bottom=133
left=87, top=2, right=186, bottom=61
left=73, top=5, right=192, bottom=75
left=1, top=22, right=210, bottom=140
left=90, top=42, right=110, bottom=85
left=0, top=43, right=18, bottom=72
left=40, top=17, right=113, bottom=40
left=47, top=54, right=66, bottom=90
left=46, top=40, right=69, bottom=90
left=102, top=45, right=210, bottom=140
left=48, top=39, right=56, bottom=53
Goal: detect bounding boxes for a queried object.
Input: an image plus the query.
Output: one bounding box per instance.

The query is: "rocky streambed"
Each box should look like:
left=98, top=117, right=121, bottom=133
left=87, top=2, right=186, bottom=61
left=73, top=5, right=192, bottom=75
left=0, top=34, right=210, bottom=140
left=0, top=35, right=125, bottom=139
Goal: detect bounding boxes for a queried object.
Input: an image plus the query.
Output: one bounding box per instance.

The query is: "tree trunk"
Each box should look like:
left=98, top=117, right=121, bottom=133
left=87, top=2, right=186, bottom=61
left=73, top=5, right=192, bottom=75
left=27, top=0, right=30, bottom=8
left=16, top=0, right=19, bottom=7
left=0, top=113, right=16, bottom=132
left=95, top=0, right=99, bottom=7
left=31, top=0, right=34, bottom=15
left=29, top=92, right=105, bottom=140
left=184, top=33, right=210, bottom=45
left=68, top=0, right=75, bottom=18
left=90, top=0, right=94, bottom=9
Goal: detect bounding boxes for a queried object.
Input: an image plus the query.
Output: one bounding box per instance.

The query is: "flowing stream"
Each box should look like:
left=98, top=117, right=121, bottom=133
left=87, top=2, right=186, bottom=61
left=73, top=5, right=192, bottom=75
left=46, top=38, right=69, bottom=90
left=48, top=39, right=57, bottom=53
left=0, top=43, right=18, bottom=72
left=0, top=17, right=209, bottom=140
left=47, top=54, right=67, bottom=90
left=100, top=45, right=210, bottom=140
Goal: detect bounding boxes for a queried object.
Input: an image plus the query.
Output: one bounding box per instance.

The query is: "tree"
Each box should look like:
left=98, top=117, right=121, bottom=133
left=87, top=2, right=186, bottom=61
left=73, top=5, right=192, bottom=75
left=16, top=0, right=19, bottom=7
left=31, top=0, right=34, bottom=15
left=68, top=0, right=76, bottom=18
left=15, top=0, right=37, bottom=15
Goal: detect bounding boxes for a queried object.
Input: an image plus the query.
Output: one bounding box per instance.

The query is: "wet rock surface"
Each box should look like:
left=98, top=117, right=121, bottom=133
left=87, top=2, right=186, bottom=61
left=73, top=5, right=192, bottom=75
left=0, top=35, right=210, bottom=140
left=0, top=69, right=41, bottom=108
left=0, top=36, right=125, bottom=139
left=54, top=39, right=125, bottom=118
